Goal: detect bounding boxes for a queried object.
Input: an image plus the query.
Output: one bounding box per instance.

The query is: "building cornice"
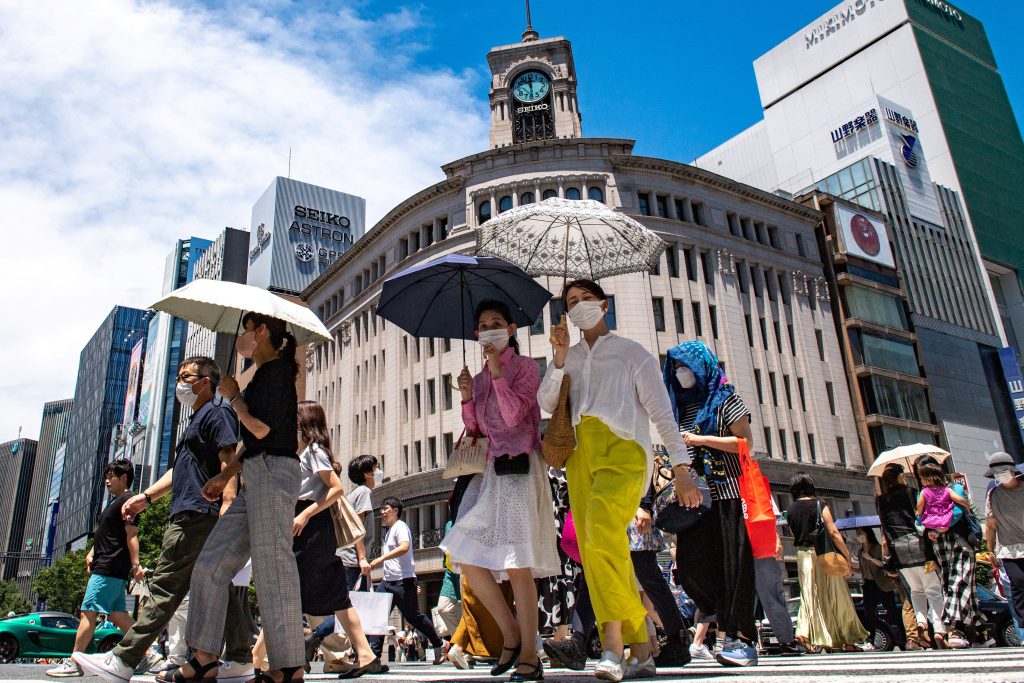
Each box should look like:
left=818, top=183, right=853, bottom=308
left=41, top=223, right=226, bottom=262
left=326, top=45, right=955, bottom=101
left=610, top=155, right=824, bottom=223
left=441, top=138, right=636, bottom=178
left=301, top=175, right=465, bottom=301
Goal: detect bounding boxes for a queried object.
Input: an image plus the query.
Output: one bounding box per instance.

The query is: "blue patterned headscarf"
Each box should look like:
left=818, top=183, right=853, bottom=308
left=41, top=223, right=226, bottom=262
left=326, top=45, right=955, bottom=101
left=663, top=341, right=736, bottom=484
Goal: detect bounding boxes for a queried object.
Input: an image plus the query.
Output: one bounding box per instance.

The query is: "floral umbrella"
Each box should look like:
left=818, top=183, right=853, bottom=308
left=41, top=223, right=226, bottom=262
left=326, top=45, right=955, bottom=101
left=475, top=198, right=667, bottom=282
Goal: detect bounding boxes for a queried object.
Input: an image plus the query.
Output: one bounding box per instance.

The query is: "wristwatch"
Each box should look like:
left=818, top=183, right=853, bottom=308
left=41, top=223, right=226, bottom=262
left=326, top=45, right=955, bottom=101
left=143, top=492, right=152, bottom=505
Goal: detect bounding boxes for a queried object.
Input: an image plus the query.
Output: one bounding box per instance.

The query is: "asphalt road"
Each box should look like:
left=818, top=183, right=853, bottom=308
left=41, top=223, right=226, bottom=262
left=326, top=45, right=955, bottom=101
left=2, top=649, right=1024, bottom=683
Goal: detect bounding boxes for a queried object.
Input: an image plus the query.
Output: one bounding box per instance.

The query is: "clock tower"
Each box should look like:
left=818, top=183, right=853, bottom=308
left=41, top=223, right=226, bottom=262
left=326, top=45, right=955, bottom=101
left=486, top=7, right=583, bottom=148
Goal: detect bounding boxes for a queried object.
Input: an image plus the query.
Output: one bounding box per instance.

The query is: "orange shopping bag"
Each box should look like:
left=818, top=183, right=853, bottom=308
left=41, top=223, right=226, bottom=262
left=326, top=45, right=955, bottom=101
left=737, top=438, right=777, bottom=559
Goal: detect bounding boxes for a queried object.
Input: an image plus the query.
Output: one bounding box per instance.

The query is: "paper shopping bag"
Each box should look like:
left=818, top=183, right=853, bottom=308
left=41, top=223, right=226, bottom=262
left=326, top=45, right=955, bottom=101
left=345, top=577, right=394, bottom=636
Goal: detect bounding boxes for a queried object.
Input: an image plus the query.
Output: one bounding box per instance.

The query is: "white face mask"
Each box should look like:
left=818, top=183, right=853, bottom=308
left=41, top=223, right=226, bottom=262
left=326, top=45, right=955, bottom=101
left=995, top=471, right=1015, bottom=485
left=373, top=469, right=384, bottom=485
left=175, top=381, right=198, bottom=409
left=478, top=328, right=510, bottom=352
left=568, top=299, right=605, bottom=330
left=676, top=368, right=697, bottom=389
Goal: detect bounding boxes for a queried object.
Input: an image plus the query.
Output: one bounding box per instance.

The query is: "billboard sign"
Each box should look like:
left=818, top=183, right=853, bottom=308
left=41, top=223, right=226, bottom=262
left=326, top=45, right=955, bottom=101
left=998, top=346, right=1024, bottom=447
left=123, top=338, right=144, bottom=424
left=246, top=177, right=366, bottom=295
left=834, top=203, right=896, bottom=268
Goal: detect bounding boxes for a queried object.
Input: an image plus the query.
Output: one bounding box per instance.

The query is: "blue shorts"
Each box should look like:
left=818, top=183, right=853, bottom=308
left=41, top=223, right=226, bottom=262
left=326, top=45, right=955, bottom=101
left=81, top=574, right=127, bottom=614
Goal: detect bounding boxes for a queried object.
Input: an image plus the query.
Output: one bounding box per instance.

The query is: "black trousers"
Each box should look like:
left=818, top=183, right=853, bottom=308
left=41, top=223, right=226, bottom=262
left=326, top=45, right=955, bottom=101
left=631, top=550, right=685, bottom=637
left=1002, top=559, right=1024, bottom=631
left=674, top=498, right=757, bottom=641
left=369, top=578, right=442, bottom=657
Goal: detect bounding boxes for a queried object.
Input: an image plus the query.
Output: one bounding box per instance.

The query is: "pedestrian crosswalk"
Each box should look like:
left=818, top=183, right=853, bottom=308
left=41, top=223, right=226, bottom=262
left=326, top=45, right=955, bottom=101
left=283, top=648, right=1024, bottom=682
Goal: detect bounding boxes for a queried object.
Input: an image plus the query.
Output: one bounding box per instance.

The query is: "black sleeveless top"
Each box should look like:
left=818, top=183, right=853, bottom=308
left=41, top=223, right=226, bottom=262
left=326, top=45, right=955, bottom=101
left=787, top=498, right=821, bottom=548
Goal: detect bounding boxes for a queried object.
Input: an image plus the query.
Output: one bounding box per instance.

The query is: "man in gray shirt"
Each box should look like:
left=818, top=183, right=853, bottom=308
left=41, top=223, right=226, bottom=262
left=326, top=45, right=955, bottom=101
left=984, top=452, right=1024, bottom=635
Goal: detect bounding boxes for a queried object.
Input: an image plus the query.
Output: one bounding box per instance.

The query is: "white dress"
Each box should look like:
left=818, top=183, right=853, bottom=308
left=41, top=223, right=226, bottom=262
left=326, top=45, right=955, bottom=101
left=439, top=350, right=560, bottom=581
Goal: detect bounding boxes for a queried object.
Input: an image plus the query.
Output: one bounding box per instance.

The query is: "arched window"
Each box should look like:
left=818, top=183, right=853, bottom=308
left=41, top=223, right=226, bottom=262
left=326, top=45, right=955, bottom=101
left=565, top=187, right=581, bottom=200
left=520, top=192, right=535, bottom=205
left=498, top=195, right=513, bottom=213
left=478, top=200, right=492, bottom=224
left=588, top=186, right=605, bottom=202
left=542, top=189, right=557, bottom=200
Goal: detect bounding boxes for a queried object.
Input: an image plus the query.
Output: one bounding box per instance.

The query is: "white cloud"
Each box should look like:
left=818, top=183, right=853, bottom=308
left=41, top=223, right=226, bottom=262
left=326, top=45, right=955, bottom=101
left=0, top=0, right=488, bottom=440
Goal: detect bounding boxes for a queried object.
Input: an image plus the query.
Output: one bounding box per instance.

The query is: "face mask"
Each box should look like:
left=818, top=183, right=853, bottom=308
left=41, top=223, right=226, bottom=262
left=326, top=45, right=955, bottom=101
left=373, top=469, right=384, bottom=485
left=995, top=471, right=1015, bottom=485
left=175, top=381, right=199, bottom=408
left=478, top=328, right=510, bottom=352
left=236, top=330, right=257, bottom=359
left=676, top=368, right=697, bottom=389
left=568, top=300, right=605, bottom=330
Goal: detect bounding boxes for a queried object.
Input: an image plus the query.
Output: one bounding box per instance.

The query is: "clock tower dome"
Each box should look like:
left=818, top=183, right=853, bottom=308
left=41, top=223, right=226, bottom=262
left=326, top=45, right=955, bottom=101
left=486, top=5, right=583, bottom=148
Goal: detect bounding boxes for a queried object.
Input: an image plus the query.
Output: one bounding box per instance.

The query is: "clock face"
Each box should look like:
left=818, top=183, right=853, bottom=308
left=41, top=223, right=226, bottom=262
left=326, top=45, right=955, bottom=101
left=512, top=71, right=550, bottom=103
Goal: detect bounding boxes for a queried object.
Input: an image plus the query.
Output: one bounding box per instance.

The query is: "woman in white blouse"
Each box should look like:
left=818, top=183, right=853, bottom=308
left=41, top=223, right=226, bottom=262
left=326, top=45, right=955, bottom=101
left=538, top=279, right=701, bottom=682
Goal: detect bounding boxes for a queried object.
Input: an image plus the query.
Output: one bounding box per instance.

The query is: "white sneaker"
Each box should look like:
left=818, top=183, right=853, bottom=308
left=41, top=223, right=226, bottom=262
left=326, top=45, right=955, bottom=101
left=594, top=650, right=624, bottom=682
left=72, top=651, right=133, bottom=683
left=947, top=633, right=970, bottom=649
left=218, top=660, right=254, bottom=683
left=46, top=659, right=84, bottom=678
left=688, top=643, right=714, bottom=661
left=447, top=644, right=469, bottom=670
left=622, top=654, right=656, bottom=680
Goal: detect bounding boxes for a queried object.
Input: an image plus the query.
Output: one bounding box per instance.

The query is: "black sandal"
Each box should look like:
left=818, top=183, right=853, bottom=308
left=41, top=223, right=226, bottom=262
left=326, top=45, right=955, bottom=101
left=491, top=644, right=521, bottom=676
left=248, top=666, right=303, bottom=683
left=510, top=660, right=544, bottom=682
left=159, top=657, right=220, bottom=683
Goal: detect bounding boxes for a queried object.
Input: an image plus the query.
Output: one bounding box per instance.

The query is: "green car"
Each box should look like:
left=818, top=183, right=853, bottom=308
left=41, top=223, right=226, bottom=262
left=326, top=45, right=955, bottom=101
left=0, top=612, right=122, bottom=663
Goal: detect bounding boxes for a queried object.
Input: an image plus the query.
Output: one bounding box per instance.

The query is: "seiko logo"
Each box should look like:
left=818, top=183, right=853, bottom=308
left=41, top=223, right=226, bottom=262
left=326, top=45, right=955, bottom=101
left=515, top=103, right=549, bottom=114
left=805, top=0, right=883, bottom=50
left=248, top=223, right=271, bottom=262
left=295, top=205, right=351, bottom=228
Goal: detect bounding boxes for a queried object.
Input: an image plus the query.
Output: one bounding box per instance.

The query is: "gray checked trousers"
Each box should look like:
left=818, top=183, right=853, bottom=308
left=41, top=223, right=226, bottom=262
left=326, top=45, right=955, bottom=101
left=187, top=454, right=304, bottom=669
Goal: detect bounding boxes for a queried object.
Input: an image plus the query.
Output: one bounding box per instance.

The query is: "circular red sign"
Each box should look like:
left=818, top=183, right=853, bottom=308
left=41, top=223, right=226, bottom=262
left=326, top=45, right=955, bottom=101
left=850, top=213, right=880, bottom=256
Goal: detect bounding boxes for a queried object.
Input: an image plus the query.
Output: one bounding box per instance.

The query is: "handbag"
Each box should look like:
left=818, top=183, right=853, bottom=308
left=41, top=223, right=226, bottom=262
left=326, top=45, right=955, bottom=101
left=442, top=430, right=488, bottom=479
left=653, top=453, right=712, bottom=534
left=329, top=492, right=366, bottom=550
left=737, top=438, right=778, bottom=559
left=890, top=532, right=928, bottom=567
left=346, top=577, right=394, bottom=636
left=493, top=452, right=530, bottom=476
left=542, top=375, right=576, bottom=469
left=813, top=500, right=851, bottom=577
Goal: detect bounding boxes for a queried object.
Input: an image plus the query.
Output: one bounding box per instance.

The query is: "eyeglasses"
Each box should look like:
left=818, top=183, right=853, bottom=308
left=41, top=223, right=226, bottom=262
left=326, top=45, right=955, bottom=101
left=176, top=373, right=205, bottom=383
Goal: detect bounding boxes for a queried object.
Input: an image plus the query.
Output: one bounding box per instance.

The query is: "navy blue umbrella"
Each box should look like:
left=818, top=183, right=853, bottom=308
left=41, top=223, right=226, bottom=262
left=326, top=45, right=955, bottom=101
left=834, top=515, right=881, bottom=530
left=375, top=254, right=553, bottom=362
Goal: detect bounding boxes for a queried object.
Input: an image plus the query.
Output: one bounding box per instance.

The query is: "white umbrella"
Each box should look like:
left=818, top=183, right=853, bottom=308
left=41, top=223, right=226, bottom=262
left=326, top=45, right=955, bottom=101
left=151, top=279, right=332, bottom=345
left=476, top=198, right=667, bottom=281
left=867, top=443, right=951, bottom=477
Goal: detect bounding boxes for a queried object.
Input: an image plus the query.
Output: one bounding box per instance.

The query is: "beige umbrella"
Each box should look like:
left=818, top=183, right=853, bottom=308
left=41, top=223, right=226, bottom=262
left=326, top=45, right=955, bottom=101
left=151, top=279, right=332, bottom=345
left=867, top=443, right=951, bottom=477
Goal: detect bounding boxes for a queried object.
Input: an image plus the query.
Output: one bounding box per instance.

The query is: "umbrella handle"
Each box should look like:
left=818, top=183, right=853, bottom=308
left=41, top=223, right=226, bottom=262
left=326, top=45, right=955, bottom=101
left=226, top=311, right=244, bottom=375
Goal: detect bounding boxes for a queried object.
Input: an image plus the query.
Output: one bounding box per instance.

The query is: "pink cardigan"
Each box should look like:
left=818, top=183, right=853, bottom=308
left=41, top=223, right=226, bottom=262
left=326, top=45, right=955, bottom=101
left=461, top=346, right=542, bottom=459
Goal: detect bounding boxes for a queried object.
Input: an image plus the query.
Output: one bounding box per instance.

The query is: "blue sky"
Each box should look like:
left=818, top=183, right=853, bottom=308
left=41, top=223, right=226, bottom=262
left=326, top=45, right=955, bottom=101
left=356, top=0, right=1024, bottom=161
left=2, top=0, right=1020, bottom=440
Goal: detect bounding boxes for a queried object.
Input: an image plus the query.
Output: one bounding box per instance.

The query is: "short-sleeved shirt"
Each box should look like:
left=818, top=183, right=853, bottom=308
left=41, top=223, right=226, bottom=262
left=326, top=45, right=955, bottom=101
left=382, top=520, right=415, bottom=581
left=987, top=480, right=1024, bottom=559
left=171, top=400, right=239, bottom=517
left=91, top=492, right=138, bottom=580
left=679, top=394, right=750, bottom=500
left=298, top=443, right=334, bottom=501
left=340, top=485, right=374, bottom=568
left=240, top=358, right=297, bottom=460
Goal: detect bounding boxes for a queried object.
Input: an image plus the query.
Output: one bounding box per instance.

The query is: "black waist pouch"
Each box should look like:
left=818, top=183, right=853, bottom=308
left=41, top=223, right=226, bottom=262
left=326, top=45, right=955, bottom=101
left=494, top=452, right=531, bottom=476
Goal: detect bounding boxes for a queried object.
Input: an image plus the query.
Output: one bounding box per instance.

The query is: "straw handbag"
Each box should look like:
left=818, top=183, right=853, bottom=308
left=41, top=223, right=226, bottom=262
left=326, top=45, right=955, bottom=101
left=329, top=493, right=366, bottom=550
left=542, top=375, right=576, bottom=468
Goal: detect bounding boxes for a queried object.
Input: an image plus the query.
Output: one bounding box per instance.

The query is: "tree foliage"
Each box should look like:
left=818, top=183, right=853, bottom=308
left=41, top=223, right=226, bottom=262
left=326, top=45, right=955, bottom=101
left=136, top=495, right=172, bottom=570
left=0, top=579, right=31, bottom=615
left=32, top=549, right=88, bottom=614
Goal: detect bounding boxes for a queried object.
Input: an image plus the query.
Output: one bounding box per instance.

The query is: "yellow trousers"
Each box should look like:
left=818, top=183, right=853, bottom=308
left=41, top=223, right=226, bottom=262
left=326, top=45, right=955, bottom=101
left=567, top=417, right=648, bottom=645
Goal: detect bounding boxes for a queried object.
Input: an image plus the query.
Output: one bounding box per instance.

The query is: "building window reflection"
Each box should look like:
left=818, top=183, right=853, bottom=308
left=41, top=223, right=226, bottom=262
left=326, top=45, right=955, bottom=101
left=521, top=191, right=535, bottom=205
left=565, top=187, right=581, bottom=200
left=498, top=195, right=513, bottom=213
left=542, top=189, right=557, bottom=200
left=588, top=186, right=604, bottom=202
left=478, top=200, right=491, bottom=224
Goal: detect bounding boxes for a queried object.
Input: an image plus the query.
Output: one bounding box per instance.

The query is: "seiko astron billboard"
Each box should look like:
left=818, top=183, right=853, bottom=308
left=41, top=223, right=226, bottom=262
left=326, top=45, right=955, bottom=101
left=246, top=176, right=366, bottom=294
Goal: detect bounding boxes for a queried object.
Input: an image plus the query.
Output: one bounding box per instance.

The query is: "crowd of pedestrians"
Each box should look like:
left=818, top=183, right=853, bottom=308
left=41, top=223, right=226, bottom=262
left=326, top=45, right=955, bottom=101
left=44, top=286, right=1023, bottom=683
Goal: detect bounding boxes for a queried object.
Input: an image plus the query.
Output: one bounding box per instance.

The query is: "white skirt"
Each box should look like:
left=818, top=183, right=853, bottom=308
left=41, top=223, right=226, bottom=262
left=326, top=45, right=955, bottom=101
left=440, top=451, right=561, bottom=581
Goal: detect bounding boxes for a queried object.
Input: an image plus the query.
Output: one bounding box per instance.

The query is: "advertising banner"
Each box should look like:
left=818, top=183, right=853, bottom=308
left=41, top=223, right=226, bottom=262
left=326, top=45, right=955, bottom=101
left=835, top=203, right=895, bottom=268
left=123, top=338, right=144, bottom=424
left=998, top=346, right=1024, bottom=447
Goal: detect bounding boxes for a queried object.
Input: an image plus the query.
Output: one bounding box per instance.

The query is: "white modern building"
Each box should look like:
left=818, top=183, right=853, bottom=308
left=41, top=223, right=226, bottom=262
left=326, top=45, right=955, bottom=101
left=696, top=0, right=1024, bottom=495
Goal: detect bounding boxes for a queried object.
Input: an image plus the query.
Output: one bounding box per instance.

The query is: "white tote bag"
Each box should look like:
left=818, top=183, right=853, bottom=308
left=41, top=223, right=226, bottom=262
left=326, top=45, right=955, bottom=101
left=344, top=577, right=394, bottom=636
